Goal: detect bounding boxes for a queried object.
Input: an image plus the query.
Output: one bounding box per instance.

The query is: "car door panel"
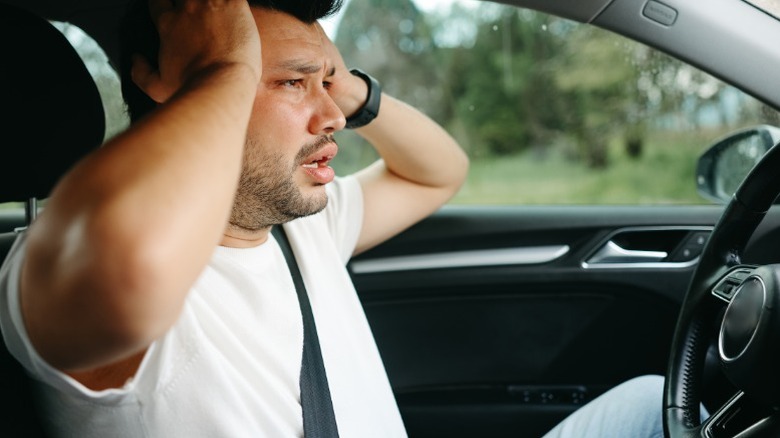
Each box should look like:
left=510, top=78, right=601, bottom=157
left=350, top=205, right=780, bottom=437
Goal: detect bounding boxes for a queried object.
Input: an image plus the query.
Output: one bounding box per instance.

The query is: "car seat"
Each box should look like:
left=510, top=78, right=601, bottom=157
left=0, top=2, right=106, bottom=435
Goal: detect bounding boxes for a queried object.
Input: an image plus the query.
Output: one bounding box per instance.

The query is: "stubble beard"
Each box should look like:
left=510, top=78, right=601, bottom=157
left=227, top=137, right=331, bottom=232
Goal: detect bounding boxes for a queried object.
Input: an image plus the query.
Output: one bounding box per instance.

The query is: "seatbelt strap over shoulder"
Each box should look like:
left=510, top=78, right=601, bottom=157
left=271, top=226, right=340, bottom=438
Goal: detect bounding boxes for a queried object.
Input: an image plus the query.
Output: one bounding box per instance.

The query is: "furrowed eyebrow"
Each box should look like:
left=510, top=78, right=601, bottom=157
left=278, top=60, right=323, bottom=75
left=326, top=66, right=336, bottom=78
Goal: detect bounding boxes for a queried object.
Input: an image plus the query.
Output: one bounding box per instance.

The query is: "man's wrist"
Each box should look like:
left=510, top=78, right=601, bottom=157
left=345, top=69, right=381, bottom=129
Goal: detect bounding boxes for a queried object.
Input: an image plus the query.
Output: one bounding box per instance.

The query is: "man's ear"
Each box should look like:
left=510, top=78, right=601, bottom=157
left=130, top=54, right=166, bottom=104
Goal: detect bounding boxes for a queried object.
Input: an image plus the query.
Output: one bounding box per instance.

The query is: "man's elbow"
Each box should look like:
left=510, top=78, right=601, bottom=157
left=447, top=143, right=470, bottom=193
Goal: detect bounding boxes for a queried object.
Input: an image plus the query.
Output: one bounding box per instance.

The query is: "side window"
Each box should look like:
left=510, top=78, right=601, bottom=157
left=326, top=0, right=780, bottom=205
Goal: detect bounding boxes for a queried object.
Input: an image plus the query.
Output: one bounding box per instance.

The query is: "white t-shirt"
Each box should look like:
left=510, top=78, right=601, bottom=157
left=0, top=176, right=407, bottom=438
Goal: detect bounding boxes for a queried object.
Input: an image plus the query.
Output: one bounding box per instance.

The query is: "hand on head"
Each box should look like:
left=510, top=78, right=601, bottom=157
left=316, top=23, right=369, bottom=119
left=132, top=0, right=262, bottom=103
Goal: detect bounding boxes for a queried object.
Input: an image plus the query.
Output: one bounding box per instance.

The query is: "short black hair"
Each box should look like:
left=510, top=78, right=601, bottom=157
left=119, top=0, right=343, bottom=123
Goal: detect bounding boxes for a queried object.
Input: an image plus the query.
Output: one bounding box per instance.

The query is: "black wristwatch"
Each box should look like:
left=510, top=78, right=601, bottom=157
left=345, top=68, right=381, bottom=129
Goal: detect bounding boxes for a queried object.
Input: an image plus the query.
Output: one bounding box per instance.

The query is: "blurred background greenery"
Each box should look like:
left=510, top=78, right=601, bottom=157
left=28, top=0, right=780, bottom=211
left=327, top=0, right=780, bottom=205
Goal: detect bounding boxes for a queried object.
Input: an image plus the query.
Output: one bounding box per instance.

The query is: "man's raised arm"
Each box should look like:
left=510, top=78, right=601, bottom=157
left=320, top=28, right=469, bottom=255
left=21, top=0, right=261, bottom=372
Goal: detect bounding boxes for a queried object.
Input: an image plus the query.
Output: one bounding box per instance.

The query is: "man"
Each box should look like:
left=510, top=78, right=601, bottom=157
left=1, top=0, right=467, bottom=436
left=0, top=0, right=670, bottom=436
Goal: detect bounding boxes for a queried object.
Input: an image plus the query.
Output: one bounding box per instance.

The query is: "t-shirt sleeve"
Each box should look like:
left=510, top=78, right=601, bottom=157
left=0, top=232, right=139, bottom=402
left=321, top=175, right=364, bottom=263
left=0, top=232, right=55, bottom=379
left=0, top=232, right=37, bottom=372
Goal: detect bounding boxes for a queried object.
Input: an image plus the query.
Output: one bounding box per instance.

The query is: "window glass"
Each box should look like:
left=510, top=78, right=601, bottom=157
left=324, top=0, right=780, bottom=205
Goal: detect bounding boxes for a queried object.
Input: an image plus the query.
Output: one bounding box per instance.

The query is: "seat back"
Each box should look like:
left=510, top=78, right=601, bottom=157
left=0, top=4, right=105, bottom=203
left=0, top=2, right=106, bottom=435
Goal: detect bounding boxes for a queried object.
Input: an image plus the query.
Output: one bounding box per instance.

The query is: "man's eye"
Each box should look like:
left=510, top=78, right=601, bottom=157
left=323, top=81, right=333, bottom=90
left=282, top=79, right=303, bottom=87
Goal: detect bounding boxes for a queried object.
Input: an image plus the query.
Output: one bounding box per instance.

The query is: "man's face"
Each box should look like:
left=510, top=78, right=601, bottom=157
left=229, top=8, right=345, bottom=231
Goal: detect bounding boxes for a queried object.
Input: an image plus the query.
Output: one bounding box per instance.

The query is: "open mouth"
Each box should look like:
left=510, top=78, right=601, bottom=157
left=301, top=154, right=334, bottom=169
left=300, top=141, right=338, bottom=169
left=298, top=141, right=339, bottom=185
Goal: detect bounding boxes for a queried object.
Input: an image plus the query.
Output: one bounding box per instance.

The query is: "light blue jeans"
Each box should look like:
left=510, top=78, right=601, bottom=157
left=542, top=375, right=694, bottom=438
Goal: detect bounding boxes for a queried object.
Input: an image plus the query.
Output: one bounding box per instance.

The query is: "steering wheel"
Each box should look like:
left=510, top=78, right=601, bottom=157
left=664, top=139, right=780, bottom=437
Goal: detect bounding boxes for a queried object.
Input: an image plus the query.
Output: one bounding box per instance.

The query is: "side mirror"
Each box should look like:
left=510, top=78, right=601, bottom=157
left=696, top=125, right=780, bottom=204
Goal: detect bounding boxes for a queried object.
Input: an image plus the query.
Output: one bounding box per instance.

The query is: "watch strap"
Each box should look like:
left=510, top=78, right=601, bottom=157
left=345, top=68, right=381, bottom=129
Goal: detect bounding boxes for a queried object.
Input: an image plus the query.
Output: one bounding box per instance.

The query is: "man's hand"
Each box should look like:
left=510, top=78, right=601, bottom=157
left=316, top=23, right=369, bottom=119
left=133, top=0, right=262, bottom=103
left=312, top=24, right=469, bottom=256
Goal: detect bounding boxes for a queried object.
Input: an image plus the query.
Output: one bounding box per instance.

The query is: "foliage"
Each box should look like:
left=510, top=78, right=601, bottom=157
left=337, top=1, right=775, bottom=154
left=331, top=0, right=780, bottom=205
left=53, top=0, right=780, bottom=207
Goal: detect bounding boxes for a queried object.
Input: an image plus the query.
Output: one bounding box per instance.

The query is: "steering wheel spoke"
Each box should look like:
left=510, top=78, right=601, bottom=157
left=704, top=391, right=780, bottom=437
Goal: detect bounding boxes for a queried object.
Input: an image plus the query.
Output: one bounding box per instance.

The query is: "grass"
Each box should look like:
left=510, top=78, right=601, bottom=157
left=450, top=130, right=717, bottom=205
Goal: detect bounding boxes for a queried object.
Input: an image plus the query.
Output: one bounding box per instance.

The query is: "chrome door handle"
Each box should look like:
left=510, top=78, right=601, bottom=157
left=586, top=241, right=667, bottom=264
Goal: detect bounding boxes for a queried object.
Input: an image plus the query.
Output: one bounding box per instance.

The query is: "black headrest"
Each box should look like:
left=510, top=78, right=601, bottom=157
left=0, top=2, right=105, bottom=202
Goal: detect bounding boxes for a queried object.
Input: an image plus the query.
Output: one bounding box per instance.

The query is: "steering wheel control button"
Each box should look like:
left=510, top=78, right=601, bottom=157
left=712, top=267, right=756, bottom=302
left=719, top=277, right=765, bottom=361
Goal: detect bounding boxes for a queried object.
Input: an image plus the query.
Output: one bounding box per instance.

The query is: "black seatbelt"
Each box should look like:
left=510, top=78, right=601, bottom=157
left=272, top=226, right=340, bottom=438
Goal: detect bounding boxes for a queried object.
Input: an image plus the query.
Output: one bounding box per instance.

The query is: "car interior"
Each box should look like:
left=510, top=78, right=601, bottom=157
left=0, top=2, right=106, bottom=436
left=3, top=0, right=780, bottom=437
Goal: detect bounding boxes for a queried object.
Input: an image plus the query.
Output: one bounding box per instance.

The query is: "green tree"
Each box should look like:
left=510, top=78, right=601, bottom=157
left=553, top=25, right=640, bottom=167
left=442, top=7, right=566, bottom=158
